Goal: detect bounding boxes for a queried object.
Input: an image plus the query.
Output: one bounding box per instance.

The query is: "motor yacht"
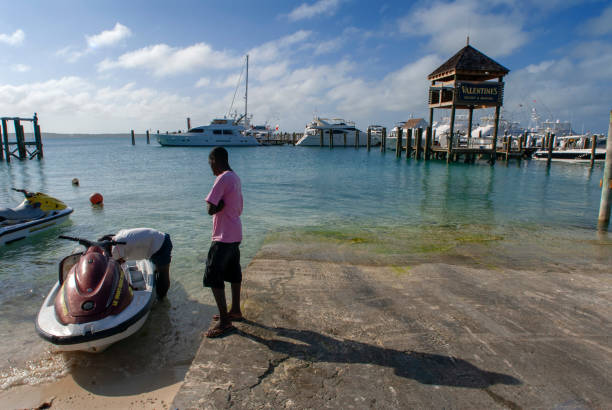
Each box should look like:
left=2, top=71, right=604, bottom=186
left=296, top=117, right=376, bottom=146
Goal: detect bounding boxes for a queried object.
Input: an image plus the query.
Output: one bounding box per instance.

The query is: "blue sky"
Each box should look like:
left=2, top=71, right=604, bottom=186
left=1, top=0, right=611, bottom=133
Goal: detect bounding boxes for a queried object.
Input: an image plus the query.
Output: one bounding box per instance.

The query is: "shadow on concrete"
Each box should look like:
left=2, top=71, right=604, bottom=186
left=240, top=321, right=521, bottom=389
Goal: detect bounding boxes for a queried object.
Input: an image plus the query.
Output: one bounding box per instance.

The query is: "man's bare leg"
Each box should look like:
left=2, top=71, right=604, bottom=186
left=229, top=282, right=242, bottom=317
left=206, top=287, right=234, bottom=337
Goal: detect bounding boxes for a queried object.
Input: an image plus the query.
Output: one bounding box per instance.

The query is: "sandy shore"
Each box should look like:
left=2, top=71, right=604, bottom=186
left=0, top=375, right=180, bottom=409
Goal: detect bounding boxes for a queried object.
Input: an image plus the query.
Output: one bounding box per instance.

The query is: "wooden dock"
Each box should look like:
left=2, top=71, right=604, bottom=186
left=0, top=114, right=43, bottom=162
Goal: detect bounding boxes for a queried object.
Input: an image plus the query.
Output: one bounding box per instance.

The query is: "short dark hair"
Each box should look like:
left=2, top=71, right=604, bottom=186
left=209, top=146, right=229, bottom=163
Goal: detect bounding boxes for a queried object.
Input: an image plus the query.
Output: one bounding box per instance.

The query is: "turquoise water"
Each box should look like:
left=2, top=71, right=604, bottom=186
left=0, top=135, right=609, bottom=389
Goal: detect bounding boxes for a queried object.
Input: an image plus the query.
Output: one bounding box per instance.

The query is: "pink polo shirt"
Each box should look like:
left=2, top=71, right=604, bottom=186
left=205, top=170, right=243, bottom=243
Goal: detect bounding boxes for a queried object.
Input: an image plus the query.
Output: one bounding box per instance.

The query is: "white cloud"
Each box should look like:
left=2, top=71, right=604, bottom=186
left=398, top=0, right=528, bottom=57
left=11, top=64, right=30, bottom=72
left=313, top=38, right=343, bottom=55
left=248, top=30, right=312, bottom=63
left=287, top=0, right=342, bottom=21
left=0, top=29, right=25, bottom=46
left=98, top=43, right=242, bottom=76
left=56, top=46, right=89, bottom=63
left=86, top=23, right=131, bottom=48
left=195, top=77, right=211, bottom=88
left=582, top=4, right=612, bottom=36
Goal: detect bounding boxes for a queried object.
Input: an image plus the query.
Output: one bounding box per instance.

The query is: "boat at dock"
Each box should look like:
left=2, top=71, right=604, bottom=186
left=533, top=134, right=607, bottom=161
left=157, top=54, right=260, bottom=147
left=296, top=117, right=376, bottom=146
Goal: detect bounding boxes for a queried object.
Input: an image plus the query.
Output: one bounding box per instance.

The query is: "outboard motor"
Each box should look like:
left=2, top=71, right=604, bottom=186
left=55, top=240, right=133, bottom=325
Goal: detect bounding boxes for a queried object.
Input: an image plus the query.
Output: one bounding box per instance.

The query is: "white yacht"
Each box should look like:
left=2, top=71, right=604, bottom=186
left=296, top=117, right=376, bottom=146
left=534, top=134, right=607, bottom=161
left=157, top=54, right=260, bottom=147
left=156, top=117, right=259, bottom=146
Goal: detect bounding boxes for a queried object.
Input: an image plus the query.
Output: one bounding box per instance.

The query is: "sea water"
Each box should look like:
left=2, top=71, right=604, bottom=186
left=0, top=135, right=609, bottom=390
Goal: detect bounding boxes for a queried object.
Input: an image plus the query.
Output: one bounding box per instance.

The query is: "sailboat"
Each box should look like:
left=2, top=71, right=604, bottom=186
left=156, top=55, right=260, bottom=147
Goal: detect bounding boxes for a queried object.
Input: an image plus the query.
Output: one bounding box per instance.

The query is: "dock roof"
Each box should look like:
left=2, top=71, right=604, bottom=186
left=428, top=44, right=509, bottom=81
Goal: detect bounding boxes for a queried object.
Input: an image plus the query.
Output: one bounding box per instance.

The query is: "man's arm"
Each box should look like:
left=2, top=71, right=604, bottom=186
left=207, top=199, right=225, bottom=215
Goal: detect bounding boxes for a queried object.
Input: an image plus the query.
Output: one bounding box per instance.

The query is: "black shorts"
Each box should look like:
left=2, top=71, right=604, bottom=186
left=203, top=241, right=241, bottom=288
left=150, top=234, right=173, bottom=267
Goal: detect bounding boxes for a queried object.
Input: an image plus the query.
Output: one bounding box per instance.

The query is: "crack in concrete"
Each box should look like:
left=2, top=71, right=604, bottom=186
left=248, top=356, right=290, bottom=390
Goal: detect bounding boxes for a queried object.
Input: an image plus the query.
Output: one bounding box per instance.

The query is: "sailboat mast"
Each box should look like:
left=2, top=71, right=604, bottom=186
left=245, top=54, right=248, bottom=126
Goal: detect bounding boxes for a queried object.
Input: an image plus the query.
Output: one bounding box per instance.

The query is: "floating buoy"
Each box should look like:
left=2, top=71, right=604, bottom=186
left=89, top=192, right=103, bottom=205
left=72, top=178, right=79, bottom=186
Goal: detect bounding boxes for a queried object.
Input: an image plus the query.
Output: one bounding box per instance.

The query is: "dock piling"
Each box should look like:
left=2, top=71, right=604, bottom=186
left=131, top=130, right=135, bottom=145
left=2, top=119, right=10, bottom=162
left=329, top=130, right=333, bottom=149
left=590, top=135, right=597, bottom=167
left=425, top=126, right=432, bottom=160
left=320, top=129, right=324, bottom=147
left=395, top=128, right=402, bottom=157
left=355, top=129, right=359, bottom=148
left=416, top=128, right=423, bottom=160
left=406, top=129, right=412, bottom=159
left=33, top=121, right=43, bottom=159
left=381, top=128, right=386, bottom=153
left=546, top=132, right=554, bottom=164
left=146, top=130, right=150, bottom=144
left=367, top=127, right=371, bottom=151
left=597, top=111, right=612, bottom=230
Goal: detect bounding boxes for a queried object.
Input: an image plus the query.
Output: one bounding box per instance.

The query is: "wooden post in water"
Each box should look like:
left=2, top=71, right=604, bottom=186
left=329, top=129, right=333, bottom=149
left=590, top=135, right=598, bottom=167
left=367, top=127, right=371, bottom=151
left=319, top=129, right=324, bottom=147
left=406, top=128, right=412, bottom=159
left=491, top=105, right=500, bottom=164
left=425, top=126, right=432, bottom=160
left=505, top=132, right=510, bottom=161
left=33, top=116, right=43, bottom=159
left=355, top=129, right=359, bottom=148
left=14, top=120, right=26, bottom=160
left=416, top=128, right=423, bottom=160
left=0, top=120, right=3, bottom=161
left=547, top=133, right=554, bottom=164
left=467, top=106, right=473, bottom=148
left=293, top=132, right=296, bottom=146
left=1, top=119, right=9, bottom=162
left=447, top=105, right=456, bottom=163
left=131, top=130, right=135, bottom=145
left=381, top=127, right=387, bottom=153
left=146, top=130, right=150, bottom=144
left=395, top=128, right=402, bottom=157
left=598, top=111, right=612, bottom=230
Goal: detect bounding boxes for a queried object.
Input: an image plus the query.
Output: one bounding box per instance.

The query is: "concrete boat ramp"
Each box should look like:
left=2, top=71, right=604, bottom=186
left=172, top=245, right=612, bottom=409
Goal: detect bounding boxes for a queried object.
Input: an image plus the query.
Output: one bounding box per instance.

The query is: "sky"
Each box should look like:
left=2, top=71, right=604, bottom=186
left=0, top=0, right=611, bottom=134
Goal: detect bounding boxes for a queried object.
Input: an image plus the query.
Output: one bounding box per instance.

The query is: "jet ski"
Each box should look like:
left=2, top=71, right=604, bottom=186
left=0, top=188, right=73, bottom=246
left=36, top=235, right=156, bottom=353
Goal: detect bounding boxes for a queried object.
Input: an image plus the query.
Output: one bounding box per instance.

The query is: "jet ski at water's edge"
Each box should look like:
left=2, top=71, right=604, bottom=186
left=0, top=188, right=73, bottom=246
left=36, top=235, right=156, bottom=353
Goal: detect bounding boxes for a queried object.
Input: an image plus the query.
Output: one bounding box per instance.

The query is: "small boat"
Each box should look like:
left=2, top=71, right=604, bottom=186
left=0, top=189, right=73, bottom=246
left=36, top=235, right=156, bottom=353
left=296, top=117, right=375, bottom=146
left=534, top=134, right=607, bottom=161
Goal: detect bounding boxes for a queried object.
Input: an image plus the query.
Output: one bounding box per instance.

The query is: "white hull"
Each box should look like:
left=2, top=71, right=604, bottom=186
left=534, top=148, right=606, bottom=161
left=296, top=131, right=375, bottom=146
left=157, top=133, right=259, bottom=146
left=0, top=208, right=73, bottom=246
left=36, top=259, right=155, bottom=353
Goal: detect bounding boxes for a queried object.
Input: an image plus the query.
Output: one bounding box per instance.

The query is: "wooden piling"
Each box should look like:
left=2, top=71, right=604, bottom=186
left=505, top=132, right=510, bottom=161
left=490, top=105, right=500, bottom=164
left=395, top=128, right=402, bottom=157
left=590, top=135, right=598, bottom=167
left=367, top=127, right=371, bottom=151
left=0, top=121, right=3, bottom=161
left=406, top=129, right=412, bottom=159
left=416, top=128, right=423, bottom=160
left=381, top=128, right=386, bottom=153
left=293, top=132, right=296, bottom=146
left=447, top=105, right=456, bottom=163
left=146, top=130, right=150, bottom=144
left=425, top=126, right=432, bottom=160
left=320, top=129, right=324, bottom=147
left=34, top=122, right=43, bottom=159
left=598, top=111, right=612, bottom=230
left=547, top=133, right=554, bottom=164
left=14, top=120, right=26, bottom=159
left=355, top=129, right=359, bottom=148
left=343, top=132, right=347, bottom=147
left=329, top=129, right=333, bottom=149
left=131, top=129, right=135, bottom=145
left=1, top=119, right=9, bottom=162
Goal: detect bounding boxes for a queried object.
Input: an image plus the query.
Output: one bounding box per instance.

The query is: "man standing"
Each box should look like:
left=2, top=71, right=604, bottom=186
left=204, top=147, right=244, bottom=338
left=103, top=228, right=173, bottom=299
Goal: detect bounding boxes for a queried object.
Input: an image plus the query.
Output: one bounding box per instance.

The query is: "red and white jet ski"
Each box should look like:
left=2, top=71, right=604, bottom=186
left=36, top=235, right=156, bottom=352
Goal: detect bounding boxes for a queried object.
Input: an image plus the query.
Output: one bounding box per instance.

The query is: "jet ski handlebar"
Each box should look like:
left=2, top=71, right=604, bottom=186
left=11, top=188, right=34, bottom=198
left=58, top=235, right=126, bottom=249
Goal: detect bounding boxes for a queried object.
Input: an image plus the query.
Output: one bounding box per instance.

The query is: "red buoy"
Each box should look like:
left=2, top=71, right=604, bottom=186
left=89, top=192, right=103, bottom=205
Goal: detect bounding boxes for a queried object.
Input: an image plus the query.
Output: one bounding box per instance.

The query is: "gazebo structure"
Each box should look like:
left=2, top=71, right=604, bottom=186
left=427, top=39, right=509, bottom=163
